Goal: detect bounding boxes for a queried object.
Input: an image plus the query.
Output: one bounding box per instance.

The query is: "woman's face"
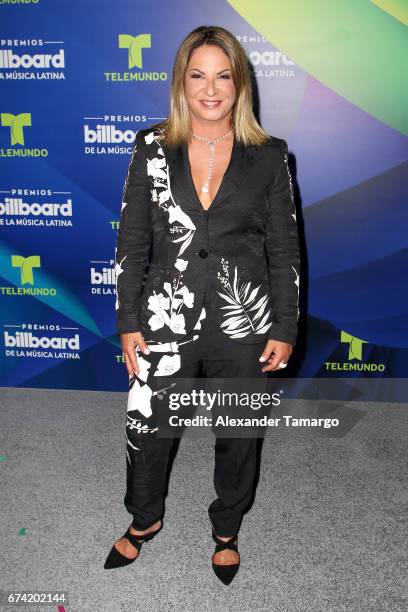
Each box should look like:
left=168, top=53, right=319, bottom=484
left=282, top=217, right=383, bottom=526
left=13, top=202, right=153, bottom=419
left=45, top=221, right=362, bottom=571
left=184, top=44, right=236, bottom=126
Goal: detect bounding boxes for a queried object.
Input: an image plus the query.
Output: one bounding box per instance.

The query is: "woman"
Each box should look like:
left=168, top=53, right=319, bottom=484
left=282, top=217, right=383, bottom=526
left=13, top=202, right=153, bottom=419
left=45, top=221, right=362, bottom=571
left=104, top=25, right=300, bottom=584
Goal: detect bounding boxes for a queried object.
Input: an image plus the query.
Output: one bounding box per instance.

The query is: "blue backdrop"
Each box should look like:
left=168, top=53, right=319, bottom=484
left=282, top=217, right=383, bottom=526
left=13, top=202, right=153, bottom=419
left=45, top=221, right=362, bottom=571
left=1, top=0, right=407, bottom=391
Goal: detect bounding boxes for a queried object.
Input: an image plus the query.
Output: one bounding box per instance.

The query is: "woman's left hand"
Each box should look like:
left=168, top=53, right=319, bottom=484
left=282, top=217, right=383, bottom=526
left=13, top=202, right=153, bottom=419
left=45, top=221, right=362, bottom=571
left=259, top=339, right=293, bottom=372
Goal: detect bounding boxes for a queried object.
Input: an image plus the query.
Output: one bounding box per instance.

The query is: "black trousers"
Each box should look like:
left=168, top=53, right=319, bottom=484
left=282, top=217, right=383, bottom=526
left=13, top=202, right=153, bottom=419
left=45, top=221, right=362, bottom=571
left=124, top=291, right=269, bottom=537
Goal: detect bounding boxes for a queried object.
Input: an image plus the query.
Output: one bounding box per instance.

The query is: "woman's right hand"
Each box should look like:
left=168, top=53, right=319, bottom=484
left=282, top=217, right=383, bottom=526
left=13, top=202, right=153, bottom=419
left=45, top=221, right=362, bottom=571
left=120, top=331, right=150, bottom=376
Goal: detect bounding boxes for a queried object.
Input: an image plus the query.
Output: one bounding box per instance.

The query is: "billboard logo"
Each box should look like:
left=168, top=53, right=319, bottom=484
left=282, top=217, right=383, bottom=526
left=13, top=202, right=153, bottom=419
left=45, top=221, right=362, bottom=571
left=3, top=324, right=80, bottom=360
left=0, top=195, right=73, bottom=227
left=248, top=50, right=295, bottom=67
left=0, top=49, right=65, bottom=70
left=4, top=331, right=80, bottom=351
left=84, top=124, right=137, bottom=145
left=90, top=260, right=116, bottom=296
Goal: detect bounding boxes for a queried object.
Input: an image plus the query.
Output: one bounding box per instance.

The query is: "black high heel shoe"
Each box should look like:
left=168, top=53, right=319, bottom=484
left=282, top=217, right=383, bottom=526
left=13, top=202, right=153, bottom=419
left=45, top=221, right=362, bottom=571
left=104, top=520, right=163, bottom=569
left=211, top=529, right=240, bottom=585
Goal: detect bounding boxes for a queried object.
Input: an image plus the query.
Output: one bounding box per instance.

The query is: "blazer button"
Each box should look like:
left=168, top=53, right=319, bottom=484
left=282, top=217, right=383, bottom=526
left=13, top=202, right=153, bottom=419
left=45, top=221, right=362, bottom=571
left=198, top=248, right=208, bottom=258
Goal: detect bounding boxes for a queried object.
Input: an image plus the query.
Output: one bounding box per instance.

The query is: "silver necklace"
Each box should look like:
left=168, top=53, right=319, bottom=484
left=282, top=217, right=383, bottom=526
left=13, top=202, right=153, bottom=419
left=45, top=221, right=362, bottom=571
left=192, top=128, right=233, bottom=193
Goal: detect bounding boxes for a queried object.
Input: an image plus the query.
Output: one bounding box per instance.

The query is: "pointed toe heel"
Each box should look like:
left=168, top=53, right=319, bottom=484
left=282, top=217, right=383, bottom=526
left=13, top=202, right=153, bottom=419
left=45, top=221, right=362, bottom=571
left=211, top=529, right=240, bottom=585
left=104, top=520, right=163, bottom=570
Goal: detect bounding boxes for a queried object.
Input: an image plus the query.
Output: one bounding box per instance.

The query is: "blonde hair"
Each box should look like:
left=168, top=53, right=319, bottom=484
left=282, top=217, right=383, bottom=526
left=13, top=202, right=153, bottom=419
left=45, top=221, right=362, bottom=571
left=151, top=25, right=270, bottom=147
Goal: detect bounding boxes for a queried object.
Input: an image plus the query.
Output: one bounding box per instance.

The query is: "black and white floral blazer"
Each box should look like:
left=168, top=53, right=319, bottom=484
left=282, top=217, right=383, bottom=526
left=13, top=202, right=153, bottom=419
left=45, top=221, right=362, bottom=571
left=114, top=126, right=300, bottom=346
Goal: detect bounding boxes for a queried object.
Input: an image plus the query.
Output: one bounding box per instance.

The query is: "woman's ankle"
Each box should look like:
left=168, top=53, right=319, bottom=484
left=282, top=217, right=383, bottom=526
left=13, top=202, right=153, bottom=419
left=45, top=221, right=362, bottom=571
left=130, top=519, right=161, bottom=535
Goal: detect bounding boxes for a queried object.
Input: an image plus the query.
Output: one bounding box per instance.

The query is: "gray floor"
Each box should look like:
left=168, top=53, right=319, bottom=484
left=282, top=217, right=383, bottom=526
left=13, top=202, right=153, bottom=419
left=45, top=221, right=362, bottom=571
left=0, top=387, right=407, bottom=612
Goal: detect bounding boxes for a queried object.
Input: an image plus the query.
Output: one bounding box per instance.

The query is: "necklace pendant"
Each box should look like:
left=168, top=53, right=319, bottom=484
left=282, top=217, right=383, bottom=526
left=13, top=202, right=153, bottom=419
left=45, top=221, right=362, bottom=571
left=201, top=185, right=209, bottom=193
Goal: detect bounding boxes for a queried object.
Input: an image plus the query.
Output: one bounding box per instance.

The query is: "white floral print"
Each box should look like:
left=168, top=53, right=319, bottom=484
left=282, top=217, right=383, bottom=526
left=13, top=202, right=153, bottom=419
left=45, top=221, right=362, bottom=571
left=216, top=257, right=273, bottom=339
left=153, top=354, right=181, bottom=376
left=175, top=258, right=188, bottom=272
left=127, top=378, right=154, bottom=418
left=142, top=129, right=197, bottom=334
left=145, top=274, right=195, bottom=334
left=145, top=131, right=196, bottom=259
left=125, top=330, right=202, bottom=447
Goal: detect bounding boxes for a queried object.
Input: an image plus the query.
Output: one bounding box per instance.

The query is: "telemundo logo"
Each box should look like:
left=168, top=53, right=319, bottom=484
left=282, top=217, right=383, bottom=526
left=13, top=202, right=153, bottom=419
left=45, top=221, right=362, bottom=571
left=0, top=1, right=40, bottom=6
left=325, top=330, right=385, bottom=373
left=0, top=254, right=57, bottom=297
left=12, top=254, right=41, bottom=284
left=1, top=112, right=31, bottom=145
left=104, top=33, right=167, bottom=82
left=119, top=33, right=151, bottom=69
left=0, top=112, right=48, bottom=156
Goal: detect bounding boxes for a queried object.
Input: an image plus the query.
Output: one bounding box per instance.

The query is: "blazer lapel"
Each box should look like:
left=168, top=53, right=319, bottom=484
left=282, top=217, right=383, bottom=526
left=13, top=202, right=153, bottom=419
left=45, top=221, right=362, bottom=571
left=159, top=141, right=190, bottom=210
left=160, top=136, right=264, bottom=213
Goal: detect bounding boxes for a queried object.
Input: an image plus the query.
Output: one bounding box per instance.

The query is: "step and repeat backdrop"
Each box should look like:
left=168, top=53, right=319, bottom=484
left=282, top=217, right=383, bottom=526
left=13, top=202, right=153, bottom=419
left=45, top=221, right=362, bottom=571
left=1, top=0, right=407, bottom=391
